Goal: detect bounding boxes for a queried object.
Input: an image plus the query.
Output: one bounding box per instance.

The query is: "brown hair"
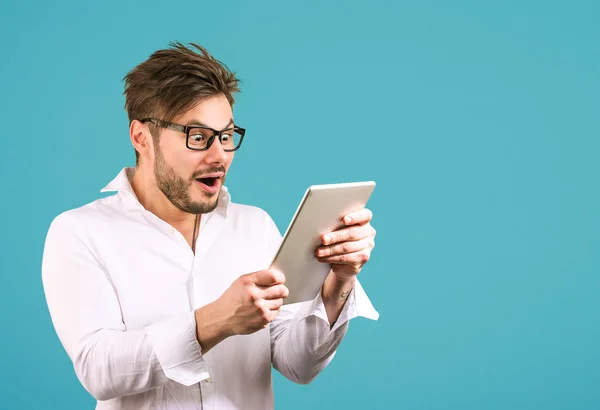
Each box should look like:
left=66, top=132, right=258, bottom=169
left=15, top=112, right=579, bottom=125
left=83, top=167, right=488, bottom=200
left=122, top=41, right=241, bottom=164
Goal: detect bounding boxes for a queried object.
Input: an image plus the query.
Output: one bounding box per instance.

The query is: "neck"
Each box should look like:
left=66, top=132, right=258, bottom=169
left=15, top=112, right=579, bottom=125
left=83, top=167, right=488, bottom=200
left=131, top=165, right=198, bottom=235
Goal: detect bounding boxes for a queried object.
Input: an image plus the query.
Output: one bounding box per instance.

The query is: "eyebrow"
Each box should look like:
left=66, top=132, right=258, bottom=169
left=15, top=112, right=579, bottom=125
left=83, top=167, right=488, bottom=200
left=187, top=118, right=234, bottom=129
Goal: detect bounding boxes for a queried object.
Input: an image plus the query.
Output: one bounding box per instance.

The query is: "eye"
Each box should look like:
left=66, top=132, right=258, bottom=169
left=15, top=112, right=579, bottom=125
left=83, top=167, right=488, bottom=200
left=189, top=132, right=207, bottom=142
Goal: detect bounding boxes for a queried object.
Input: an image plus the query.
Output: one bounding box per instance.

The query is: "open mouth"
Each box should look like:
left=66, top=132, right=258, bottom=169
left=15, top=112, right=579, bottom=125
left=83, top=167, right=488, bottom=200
left=194, top=174, right=222, bottom=194
left=196, top=177, right=218, bottom=187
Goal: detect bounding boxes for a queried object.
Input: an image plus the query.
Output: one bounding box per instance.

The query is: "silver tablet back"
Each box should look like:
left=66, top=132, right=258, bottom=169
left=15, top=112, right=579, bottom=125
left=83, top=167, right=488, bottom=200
left=271, top=181, right=376, bottom=305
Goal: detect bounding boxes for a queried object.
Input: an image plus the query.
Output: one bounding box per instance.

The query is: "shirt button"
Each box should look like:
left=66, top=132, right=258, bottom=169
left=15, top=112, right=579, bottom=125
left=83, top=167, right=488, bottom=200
left=205, top=377, right=212, bottom=383
left=169, top=228, right=175, bottom=235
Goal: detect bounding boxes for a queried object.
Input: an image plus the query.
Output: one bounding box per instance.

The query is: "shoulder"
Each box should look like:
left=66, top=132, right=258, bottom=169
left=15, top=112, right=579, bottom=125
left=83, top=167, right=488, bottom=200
left=45, top=194, right=124, bottom=239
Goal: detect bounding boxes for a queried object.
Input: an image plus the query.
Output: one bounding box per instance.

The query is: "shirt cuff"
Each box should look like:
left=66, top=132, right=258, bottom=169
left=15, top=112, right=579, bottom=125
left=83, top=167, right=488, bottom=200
left=145, top=310, right=210, bottom=386
left=296, top=279, right=379, bottom=332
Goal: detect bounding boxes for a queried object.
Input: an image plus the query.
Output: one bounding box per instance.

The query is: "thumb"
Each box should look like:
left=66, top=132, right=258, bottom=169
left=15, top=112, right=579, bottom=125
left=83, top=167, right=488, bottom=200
left=252, top=269, right=285, bottom=286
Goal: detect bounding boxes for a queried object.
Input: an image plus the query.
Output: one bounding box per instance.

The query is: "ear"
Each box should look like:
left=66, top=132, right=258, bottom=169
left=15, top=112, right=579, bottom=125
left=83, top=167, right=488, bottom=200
left=130, top=120, right=154, bottom=162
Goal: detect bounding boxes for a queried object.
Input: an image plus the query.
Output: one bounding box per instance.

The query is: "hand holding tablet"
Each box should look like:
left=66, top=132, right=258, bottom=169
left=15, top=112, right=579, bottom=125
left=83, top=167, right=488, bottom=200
left=269, top=181, right=376, bottom=304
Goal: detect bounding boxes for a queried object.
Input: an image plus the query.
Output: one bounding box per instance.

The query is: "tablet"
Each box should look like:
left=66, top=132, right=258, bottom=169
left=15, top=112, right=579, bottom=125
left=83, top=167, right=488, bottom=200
left=270, top=181, right=376, bottom=305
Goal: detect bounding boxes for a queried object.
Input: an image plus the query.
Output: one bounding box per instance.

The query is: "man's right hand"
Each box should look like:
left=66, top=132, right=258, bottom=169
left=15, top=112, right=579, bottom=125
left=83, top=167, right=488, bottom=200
left=218, top=269, right=289, bottom=335
left=194, top=269, right=289, bottom=353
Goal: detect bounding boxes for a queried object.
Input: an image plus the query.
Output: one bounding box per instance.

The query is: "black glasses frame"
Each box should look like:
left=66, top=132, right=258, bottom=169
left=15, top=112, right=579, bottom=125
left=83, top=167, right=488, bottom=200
left=140, top=118, right=246, bottom=152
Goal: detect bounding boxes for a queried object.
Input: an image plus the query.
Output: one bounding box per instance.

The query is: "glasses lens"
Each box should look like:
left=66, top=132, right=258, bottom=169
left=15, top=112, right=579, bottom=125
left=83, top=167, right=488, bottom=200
left=188, top=128, right=242, bottom=150
left=220, top=129, right=242, bottom=150
left=188, top=128, right=213, bottom=149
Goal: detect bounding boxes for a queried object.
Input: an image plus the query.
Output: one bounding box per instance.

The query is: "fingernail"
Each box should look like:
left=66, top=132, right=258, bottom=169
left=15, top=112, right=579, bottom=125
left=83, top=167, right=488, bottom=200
left=317, top=248, right=325, bottom=256
left=323, top=235, right=331, bottom=244
left=344, top=216, right=353, bottom=224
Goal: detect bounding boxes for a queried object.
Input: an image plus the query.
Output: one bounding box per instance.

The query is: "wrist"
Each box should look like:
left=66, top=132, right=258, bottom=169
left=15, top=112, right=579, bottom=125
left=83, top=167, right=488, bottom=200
left=194, top=300, right=232, bottom=354
left=212, top=298, right=235, bottom=338
left=322, top=271, right=355, bottom=303
left=321, top=271, right=355, bottom=326
left=330, top=269, right=358, bottom=285
left=329, top=271, right=356, bottom=289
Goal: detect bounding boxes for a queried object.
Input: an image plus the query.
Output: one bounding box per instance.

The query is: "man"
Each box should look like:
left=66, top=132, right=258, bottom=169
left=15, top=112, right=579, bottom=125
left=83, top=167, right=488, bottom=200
left=41, top=42, right=379, bottom=410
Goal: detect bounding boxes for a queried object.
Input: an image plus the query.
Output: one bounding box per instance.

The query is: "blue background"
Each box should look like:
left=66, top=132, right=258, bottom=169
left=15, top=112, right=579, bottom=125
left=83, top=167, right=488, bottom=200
left=1, top=0, right=599, bottom=409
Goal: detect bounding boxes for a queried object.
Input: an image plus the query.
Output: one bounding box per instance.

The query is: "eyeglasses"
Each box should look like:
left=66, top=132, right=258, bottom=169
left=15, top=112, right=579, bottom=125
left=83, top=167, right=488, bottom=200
left=140, top=118, right=245, bottom=151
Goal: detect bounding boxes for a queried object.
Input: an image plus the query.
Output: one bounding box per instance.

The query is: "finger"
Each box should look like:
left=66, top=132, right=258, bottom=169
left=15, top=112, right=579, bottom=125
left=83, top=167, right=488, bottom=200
left=259, top=284, right=289, bottom=300
left=262, top=298, right=284, bottom=311
left=316, top=237, right=374, bottom=258
left=252, top=269, right=286, bottom=286
left=341, top=208, right=373, bottom=226
left=322, top=223, right=375, bottom=245
left=257, top=304, right=280, bottom=323
left=317, top=249, right=371, bottom=265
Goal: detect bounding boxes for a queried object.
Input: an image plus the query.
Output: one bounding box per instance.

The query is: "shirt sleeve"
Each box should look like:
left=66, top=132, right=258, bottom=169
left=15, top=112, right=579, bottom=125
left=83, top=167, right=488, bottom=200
left=262, top=210, right=379, bottom=384
left=41, top=212, right=210, bottom=401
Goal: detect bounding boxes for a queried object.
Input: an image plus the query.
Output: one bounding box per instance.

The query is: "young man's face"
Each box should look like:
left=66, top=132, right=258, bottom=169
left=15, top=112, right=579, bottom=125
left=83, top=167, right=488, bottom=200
left=152, top=94, right=236, bottom=214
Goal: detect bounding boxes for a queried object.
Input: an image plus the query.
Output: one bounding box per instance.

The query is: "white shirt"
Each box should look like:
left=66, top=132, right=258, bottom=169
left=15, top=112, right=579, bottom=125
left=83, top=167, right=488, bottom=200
left=41, top=167, right=379, bottom=410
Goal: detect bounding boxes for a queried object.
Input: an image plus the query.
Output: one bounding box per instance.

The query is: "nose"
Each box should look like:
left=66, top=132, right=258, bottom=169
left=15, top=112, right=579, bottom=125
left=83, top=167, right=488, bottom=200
left=203, top=135, right=228, bottom=164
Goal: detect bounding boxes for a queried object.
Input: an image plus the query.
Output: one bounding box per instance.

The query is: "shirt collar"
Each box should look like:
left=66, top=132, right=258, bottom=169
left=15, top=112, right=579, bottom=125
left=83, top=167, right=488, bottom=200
left=100, top=167, right=231, bottom=216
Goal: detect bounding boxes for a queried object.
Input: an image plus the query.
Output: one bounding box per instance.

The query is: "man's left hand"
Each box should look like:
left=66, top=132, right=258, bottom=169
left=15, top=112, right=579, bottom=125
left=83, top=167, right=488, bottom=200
left=315, top=208, right=376, bottom=281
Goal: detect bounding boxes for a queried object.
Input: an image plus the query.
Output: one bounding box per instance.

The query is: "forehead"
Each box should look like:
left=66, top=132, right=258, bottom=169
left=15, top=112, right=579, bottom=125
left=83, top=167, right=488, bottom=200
left=175, top=95, right=233, bottom=129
